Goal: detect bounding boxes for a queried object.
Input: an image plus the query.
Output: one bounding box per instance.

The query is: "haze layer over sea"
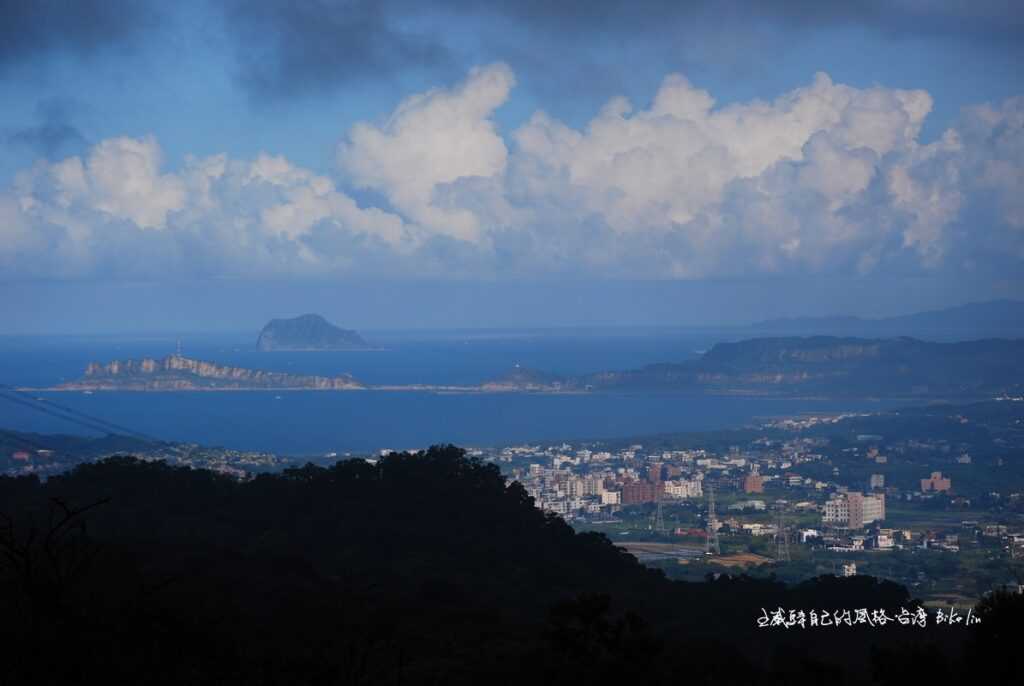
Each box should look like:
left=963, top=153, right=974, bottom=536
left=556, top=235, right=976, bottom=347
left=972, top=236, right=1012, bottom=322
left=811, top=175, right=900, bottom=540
left=0, top=330, right=903, bottom=455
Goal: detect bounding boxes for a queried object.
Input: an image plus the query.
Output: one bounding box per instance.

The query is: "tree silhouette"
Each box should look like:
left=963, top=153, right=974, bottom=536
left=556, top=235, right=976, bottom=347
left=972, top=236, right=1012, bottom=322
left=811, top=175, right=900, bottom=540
left=0, top=446, right=1010, bottom=684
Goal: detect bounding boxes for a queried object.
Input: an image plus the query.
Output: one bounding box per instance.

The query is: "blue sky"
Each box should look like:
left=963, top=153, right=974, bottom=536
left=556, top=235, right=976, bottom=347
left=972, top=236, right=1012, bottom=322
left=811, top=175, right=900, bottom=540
left=1, top=1, right=1023, bottom=332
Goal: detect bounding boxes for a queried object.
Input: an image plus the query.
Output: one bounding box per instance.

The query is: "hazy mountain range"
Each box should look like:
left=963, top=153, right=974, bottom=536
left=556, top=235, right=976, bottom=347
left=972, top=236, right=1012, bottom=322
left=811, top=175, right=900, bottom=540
left=750, top=300, right=1024, bottom=339
left=491, top=336, right=1024, bottom=398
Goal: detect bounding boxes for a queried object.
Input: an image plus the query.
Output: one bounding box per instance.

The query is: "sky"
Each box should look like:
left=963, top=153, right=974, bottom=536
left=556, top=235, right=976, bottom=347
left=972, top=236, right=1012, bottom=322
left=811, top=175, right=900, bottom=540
left=1, top=0, right=1023, bottom=333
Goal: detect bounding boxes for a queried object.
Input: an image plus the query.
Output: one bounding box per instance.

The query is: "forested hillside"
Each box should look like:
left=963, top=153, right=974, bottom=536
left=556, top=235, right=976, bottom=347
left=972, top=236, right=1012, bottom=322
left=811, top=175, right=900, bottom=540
left=1, top=447, right=1019, bottom=684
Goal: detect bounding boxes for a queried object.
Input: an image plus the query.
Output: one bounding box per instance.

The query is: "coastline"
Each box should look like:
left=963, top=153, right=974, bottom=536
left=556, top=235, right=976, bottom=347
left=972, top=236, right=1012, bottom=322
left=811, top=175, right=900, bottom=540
left=18, top=384, right=977, bottom=402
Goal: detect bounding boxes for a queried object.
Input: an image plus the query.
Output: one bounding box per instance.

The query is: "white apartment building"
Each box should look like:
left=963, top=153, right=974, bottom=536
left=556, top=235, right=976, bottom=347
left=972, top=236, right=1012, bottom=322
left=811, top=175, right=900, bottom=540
left=663, top=478, right=703, bottom=499
left=823, top=492, right=886, bottom=529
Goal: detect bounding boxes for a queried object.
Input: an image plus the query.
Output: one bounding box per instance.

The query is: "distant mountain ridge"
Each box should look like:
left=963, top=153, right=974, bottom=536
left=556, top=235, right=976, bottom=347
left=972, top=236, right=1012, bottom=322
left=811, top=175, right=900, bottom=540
left=489, top=336, right=1024, bottom=397
left=35, top=334, right=1024, bottom=398
left=752, top=300, right=1024, bottom=338
left=257, top=314, right=370, bottom=351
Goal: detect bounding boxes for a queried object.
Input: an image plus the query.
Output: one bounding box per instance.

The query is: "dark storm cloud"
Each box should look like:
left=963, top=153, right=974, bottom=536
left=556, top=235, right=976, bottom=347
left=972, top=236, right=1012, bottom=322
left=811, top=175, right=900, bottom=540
left=4, top=1, right=1020, bottom=98
left=469, top=0, right=1024, bottom=40
left=6, top=98, right=88, bottom=159
left=0, top=0, right=160, bottom=70
left=216, top=0, right=1024, bottom=98
left=225, top=0, right=453, bottom=99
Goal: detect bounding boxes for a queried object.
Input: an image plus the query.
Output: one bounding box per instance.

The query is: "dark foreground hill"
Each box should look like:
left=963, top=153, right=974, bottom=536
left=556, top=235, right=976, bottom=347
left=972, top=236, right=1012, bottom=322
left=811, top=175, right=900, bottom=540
left=1, top=447, right=1020, bottom=685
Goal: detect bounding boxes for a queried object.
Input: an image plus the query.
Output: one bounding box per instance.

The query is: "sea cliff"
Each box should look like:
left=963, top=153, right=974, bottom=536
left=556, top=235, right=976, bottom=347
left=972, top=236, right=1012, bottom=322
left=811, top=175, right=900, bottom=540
left=63, top=355, right=364, bottom=391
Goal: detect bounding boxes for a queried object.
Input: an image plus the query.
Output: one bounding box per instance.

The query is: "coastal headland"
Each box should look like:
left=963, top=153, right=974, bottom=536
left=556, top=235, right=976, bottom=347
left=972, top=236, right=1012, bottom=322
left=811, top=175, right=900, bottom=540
left=26, top=335, right=1024, bottom=399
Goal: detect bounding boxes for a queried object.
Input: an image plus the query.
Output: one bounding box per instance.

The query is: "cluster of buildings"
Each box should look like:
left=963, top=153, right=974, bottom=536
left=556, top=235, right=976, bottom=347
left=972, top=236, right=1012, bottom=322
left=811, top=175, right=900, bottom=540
left=498, top=438, right=794, bottom=520
left=484, top=421, right=1006, bottom=572
left=493, top=435, right=848, bottom=523
left=504, top=444, right=706, bottom=516
left=2, top=448, right=69, bottom=479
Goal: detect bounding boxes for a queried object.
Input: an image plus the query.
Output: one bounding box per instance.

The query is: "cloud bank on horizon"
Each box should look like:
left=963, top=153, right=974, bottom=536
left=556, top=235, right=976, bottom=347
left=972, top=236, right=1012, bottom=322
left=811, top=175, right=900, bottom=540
left=2, top=61, right=1022, bottom=283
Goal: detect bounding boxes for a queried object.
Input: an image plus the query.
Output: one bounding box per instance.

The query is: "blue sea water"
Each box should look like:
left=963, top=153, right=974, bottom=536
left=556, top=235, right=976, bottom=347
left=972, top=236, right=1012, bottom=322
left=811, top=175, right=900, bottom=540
left=0, top=331, right=902, bottom=455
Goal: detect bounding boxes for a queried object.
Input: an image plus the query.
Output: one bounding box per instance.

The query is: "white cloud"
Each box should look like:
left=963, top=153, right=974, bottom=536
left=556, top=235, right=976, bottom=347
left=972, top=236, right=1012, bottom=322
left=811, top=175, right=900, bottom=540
left=0, top=193, right=37, bottom=270
left=495, top=71, right=1023, bottom=277
left=338, top=63, right=515, bottom=242
left=884, top=129, right=964, bottom=264
left=1, top=66, right=1022, bottom=282
left=4, top=137, right=411, bottom=277
left=85, top=136, right=187, bottom=229
left=26, top=136, right=188, bottom=230
left=509, top=72, right=931, bottom=238
left=961, top=97, right=1024, bottom=232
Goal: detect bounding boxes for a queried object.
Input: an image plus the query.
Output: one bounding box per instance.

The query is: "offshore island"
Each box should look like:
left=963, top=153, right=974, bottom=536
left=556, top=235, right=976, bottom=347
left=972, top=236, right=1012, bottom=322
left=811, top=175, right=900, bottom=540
left=58, top=354, right=365, bottom=391
left=257, top=313, right=372, bottom=351
left=32, top=336, right=1024, bottom=398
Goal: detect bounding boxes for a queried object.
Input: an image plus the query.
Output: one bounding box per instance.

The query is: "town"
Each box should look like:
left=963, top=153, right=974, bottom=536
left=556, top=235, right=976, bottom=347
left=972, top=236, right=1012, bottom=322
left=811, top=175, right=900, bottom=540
left=476, top=401, right=1024, bottom=606
left=4, top=400, right=1023, bottom=606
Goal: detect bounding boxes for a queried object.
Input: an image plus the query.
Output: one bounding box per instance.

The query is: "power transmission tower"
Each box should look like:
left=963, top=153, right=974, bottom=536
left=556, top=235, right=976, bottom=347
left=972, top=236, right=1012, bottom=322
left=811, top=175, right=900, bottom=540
left=705, top=483, right=720, bottom=555
left=775, top=505, right=790, bottom=562
left=652, top=488, right=666, bottom=535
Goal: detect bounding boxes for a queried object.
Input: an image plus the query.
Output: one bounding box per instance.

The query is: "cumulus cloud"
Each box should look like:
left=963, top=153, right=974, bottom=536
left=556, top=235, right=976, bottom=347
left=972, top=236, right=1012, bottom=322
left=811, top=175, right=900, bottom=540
left=496, top=70, right=1024, bottom=278
left=486, top=71, right=951, bottom=276
left=338, top=63, right=515, bottom=242
left=2, top=65, right=1023, bottom=283
left=2, top=137, right=410, bottom=278
left=960, top=98, right=1024, bottom=232
left=511, top=73, right=929, bottom=232
left=66, top=136, right=187, bottom=229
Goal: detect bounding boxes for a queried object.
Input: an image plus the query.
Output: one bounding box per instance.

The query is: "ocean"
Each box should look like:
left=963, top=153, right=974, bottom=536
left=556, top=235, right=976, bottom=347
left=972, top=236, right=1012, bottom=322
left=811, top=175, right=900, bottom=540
left=0, top=330, right=902, bottom=455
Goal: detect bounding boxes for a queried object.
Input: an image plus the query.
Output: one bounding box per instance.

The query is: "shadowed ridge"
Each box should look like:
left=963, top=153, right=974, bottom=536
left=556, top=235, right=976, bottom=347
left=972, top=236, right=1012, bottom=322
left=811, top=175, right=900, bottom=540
left=0, top=446, right=1006, bottom=684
